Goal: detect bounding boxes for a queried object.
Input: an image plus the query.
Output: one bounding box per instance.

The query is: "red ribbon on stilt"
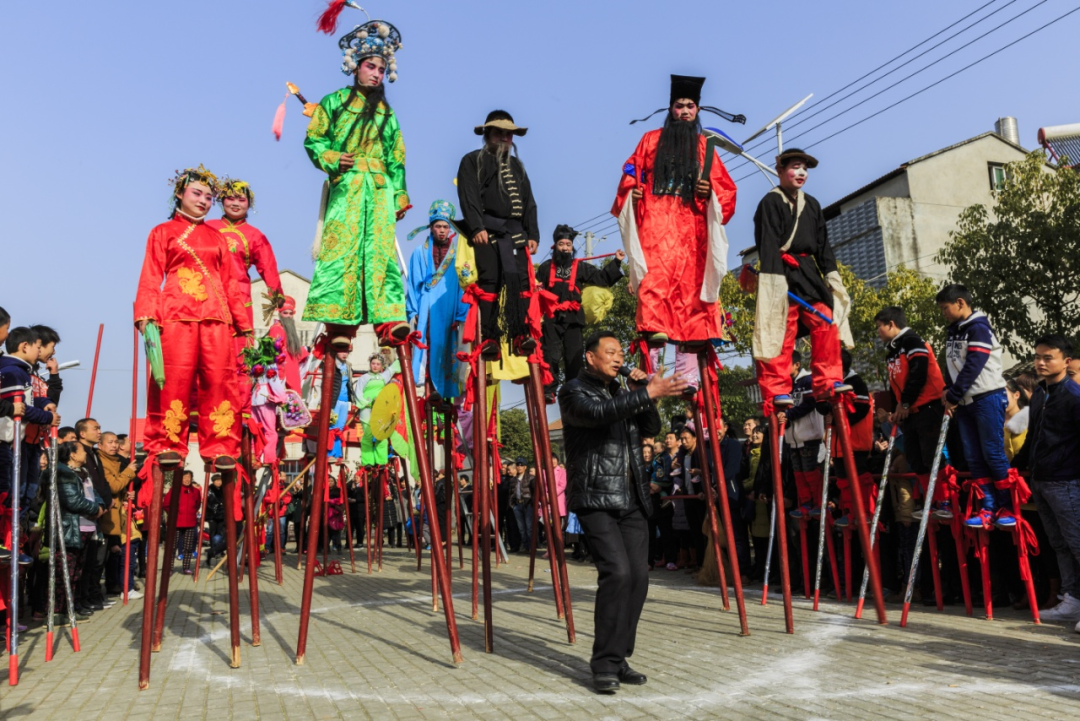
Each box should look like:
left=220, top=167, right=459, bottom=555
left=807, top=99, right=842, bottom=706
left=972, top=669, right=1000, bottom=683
left=460, top=286, right=497, bottom=345
left=994, top=468, right=1039, bottom=565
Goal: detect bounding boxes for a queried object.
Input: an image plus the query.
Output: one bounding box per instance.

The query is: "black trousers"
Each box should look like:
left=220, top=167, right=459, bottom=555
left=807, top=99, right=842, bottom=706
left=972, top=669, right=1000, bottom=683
left=578, top=504, right=649, bottom=675
left=901, top=400, right=945, bottom=476
left=541, top=322, right=584, bottom=393
left=473, top=238, right=530, bottom=341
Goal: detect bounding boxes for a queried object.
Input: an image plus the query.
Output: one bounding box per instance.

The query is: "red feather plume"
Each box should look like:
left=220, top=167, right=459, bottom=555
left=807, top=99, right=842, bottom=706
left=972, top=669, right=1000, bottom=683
left=317, top=0, right=348, bottom=35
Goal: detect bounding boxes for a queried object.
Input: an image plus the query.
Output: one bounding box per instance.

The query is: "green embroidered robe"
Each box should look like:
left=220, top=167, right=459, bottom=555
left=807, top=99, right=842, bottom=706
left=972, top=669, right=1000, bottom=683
left=302, top=88, right=410, bottom=325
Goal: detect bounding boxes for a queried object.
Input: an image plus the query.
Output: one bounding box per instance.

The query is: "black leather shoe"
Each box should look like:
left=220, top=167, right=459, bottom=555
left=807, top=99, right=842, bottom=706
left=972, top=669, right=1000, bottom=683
left=618, top=666, right=647, bottom=685
left=592, top=674, right=620, bottom=694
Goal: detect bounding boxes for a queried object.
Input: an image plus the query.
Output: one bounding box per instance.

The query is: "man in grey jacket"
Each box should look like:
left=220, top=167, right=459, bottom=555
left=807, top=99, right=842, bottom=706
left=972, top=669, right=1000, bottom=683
left=559, top=331, right=686, bottom=693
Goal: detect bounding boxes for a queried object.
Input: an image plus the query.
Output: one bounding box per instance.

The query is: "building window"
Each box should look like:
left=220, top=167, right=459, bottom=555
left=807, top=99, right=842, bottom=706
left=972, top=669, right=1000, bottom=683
left=988, top=162, right=1009, bottom=191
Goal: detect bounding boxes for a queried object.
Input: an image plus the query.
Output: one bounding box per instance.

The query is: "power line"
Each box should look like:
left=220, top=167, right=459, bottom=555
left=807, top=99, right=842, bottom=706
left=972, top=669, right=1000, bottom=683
left=725, top=0, right=1027, bottom=174
left=787, top=5, right=1080, bottom=159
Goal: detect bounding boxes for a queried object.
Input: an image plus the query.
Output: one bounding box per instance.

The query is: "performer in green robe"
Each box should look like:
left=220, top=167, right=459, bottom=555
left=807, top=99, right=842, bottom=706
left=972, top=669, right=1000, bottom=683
left=303, top=18, right=411, bottom=345
left=356, top=352, right=400, bottom=466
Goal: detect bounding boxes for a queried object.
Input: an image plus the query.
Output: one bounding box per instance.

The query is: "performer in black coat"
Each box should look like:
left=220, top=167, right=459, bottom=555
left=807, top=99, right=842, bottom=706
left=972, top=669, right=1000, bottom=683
left=536, top=224, right=625, bottom=401
left=456, top=110, right=539, bottom=359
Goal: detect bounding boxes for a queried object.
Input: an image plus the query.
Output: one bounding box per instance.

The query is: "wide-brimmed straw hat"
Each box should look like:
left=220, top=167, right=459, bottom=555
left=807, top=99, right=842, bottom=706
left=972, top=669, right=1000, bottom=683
left=474, top=109, right=528, bottom=136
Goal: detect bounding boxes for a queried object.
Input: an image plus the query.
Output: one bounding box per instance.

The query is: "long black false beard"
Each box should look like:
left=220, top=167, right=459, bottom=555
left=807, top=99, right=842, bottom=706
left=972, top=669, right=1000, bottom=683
left=652, top=115, right=702, bottom=202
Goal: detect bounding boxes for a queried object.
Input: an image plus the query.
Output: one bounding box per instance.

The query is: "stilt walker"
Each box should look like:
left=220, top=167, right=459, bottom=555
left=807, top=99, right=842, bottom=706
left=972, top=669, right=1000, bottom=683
left=134, top=164, right=250, bottom=687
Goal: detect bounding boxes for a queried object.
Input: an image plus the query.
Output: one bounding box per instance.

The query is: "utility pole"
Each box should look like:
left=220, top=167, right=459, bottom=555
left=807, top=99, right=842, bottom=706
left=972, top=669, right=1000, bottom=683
left=584, top=231, right=595, bottom=258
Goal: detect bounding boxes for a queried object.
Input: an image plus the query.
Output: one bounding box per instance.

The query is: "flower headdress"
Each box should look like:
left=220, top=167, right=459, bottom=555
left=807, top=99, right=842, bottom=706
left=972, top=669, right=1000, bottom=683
left=218, top=177, right=255, bottom=207
left=170, top=164, right=220, bottom=199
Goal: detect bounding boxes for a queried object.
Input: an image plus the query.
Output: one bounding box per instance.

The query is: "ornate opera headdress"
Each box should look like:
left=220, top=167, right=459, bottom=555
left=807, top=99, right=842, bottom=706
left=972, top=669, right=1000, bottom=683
left=315, top=2, right=402, bottom=81
left=407, top=199, right=456, bottom=240
left=629, top=74, right=747, bottom=126
left=218, top=177, right=255, bottom=207
left=169, top=164, right=220, bottom=199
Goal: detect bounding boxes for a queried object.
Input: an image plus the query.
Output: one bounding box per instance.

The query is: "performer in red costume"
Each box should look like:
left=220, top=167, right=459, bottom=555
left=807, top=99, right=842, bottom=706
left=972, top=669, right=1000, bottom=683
left=613, top=75, right=739, bottom=346
left=267, top=297, right=309, bottom=392
left=134, top=166, right=252, bottom=464
left=745, top=149, right=854, bottom=411
left=208, top=178, right=284, bottom=417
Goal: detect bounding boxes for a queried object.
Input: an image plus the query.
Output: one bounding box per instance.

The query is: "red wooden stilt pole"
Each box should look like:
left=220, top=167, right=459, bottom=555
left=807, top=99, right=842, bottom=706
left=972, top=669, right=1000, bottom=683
left=125, top=320, right=139, bottom=605
left=928, top=522, right=944, bottom=611
left=396, top=342, right=463, bottom=662
left=364, top=467, right=373, bottom=573
left=376, top=466, right=385, bottom=572
left=523, top=382, right=563, bottom=616
left=691, top=400, right=730, bottom=610
left=85, top=323, right=104, bottom=417
left=220, top=463, right=243, bottom=667
left=295, top=344, right=336, bottom=665
left=242, top=435, right=261, bottom=646
left=832, top=397, right=887, bottom=624
left=527, top=365, right=576, bottom=642
left=977, top=529, right=993, bottom=620
left=824, top=518, right=843, bottom=603
left=948, top=512, right=974, bottom=616
left=767, top=414, right=794, bottom=633
left=193, top=468, right=211, bottom=583
left=273, top=462, right=284, bottom=584
left=473, top=338, right=493, bottom=652
left=138, top=461, right=166, bottom=688
left=698, top=356, right=749, bottom=635
left=443, top=408, right=454, bottom=573
left=152, top=466, right=182, bottom=652
left=341, top=466, right=356, bottom=573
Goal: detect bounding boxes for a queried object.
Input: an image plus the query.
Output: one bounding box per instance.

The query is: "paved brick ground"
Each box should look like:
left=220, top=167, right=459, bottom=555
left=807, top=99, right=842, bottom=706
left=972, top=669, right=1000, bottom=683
left=4, top=545, right=1080, bottom=719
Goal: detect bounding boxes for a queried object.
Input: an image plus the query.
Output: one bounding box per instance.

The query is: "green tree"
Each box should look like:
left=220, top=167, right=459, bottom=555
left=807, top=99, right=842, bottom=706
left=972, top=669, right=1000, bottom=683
left=938, top=151, right=1080, bottom=356
left=497, top=407, right=533, bottom=464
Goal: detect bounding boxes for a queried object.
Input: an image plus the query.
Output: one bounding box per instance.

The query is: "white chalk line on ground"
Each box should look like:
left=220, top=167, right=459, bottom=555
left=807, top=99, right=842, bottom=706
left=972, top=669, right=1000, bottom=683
left=164, top=580, right=1080, bottom=714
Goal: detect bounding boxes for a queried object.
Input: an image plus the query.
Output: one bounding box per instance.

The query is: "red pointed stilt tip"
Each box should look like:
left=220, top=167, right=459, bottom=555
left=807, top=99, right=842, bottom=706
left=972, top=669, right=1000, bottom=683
left=813, top=591, right=820, bottom=612
left=9, top=655, right=18, bottom=685
left=316, top=0, right=348, bottom=34
left=900, top=603, right=911, bottom=628
left=46, top=632, right=54, bottom=662
left=760, top=584, right=768, bottom=606
left=72, top=629, right=81, bottom=653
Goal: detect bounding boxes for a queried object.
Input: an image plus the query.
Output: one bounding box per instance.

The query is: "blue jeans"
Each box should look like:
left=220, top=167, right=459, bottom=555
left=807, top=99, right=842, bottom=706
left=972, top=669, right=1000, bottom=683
left=512, top=503, right=533, bottom=550
left=955, top=389, right=1009, bottom=510
left=264, top=516, right=288, bottom=550
left=1033, top=480, right=1080, bottom=597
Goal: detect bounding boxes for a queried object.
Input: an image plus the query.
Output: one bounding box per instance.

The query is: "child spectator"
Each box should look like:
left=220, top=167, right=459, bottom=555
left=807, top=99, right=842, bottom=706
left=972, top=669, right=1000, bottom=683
left=875, top=307, right=948, bottom=520
left=1011, top=335, right=1080, bottom=627
left=937, top=284, right=1013, bottom=529
left=1003, top=378, right=1029, bottom=461
left=163, top=470, right=202, bottom=574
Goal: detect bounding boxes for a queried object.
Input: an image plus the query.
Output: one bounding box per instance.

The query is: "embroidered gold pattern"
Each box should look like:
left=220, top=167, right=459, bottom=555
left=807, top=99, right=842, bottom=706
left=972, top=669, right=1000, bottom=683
left=163, top=400, right=186, bottom=443
left=209, top=400, right=236, bottom=438
left=176, top=267, right=208, bottom=301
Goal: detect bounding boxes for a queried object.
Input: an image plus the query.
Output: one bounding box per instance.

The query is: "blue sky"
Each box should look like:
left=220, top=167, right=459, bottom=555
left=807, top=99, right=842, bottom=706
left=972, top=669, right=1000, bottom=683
left=1, top=0, right=1076, bottom=433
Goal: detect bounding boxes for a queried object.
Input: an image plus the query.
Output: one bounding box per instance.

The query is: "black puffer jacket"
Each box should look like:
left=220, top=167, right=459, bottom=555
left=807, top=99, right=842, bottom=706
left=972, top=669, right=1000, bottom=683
left=559, top=370, right=661, bottom=514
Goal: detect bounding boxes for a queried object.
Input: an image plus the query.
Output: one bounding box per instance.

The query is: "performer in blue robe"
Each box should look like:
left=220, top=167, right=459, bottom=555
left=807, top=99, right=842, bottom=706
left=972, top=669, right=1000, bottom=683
left=405, top=200, right=469, bottom=399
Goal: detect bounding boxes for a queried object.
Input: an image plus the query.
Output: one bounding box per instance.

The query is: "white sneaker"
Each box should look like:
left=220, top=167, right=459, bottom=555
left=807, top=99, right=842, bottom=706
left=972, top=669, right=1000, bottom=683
left=126, top=590, right=145, bottom=600
left=1040, top=593, right=1080, bottom=621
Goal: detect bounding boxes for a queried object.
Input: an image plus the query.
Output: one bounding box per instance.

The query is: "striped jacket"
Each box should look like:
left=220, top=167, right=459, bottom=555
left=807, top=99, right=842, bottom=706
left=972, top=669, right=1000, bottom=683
left=943, top=311, right=1006, bottom=405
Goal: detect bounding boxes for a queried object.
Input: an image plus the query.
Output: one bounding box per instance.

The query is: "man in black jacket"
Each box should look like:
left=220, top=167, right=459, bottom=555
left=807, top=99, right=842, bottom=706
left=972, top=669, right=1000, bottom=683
left=559, top=331, right=687, bottom=693
left=1012, top=335, right=1080, bottom=626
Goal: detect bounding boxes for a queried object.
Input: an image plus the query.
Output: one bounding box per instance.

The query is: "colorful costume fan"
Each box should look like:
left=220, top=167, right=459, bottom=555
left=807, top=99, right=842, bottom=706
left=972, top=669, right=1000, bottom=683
left=338, top=19, right=402, bottom=81
left=142, top=322, right=165, bottom=390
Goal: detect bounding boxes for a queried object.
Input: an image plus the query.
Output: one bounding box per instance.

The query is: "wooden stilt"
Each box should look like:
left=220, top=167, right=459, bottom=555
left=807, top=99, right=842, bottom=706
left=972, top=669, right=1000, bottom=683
left=193, top=468, right=211, bottom=583
left=832, top=396, right=887, bottom=624
left=272, top=462, right=283, bottom=585
left=138, top=461, right=166, bottom=689
left=523, top=383, right=563, bottom=616
left=767, top=415, right=794, bottom=633
left=341, top=466, right=356, bottom=573
left=526, top=364, right=575, bottom=643
left=152, top=465, right=182, bottom=652
left=396, top=342, right=463, bottom=663
left=220, top=464, right=243, bottom=668
left=295, top=346, right=336, bottom=665
left=241, top=436, right=261, bottom=646
left=473, top=338, right=493, bottom=652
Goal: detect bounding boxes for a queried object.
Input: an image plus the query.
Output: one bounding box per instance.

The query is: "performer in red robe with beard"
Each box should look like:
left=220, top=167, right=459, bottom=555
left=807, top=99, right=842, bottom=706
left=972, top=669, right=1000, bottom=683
left=612, top=75, right=740, bottom=346
left=267, top=297, right=309, bottom=393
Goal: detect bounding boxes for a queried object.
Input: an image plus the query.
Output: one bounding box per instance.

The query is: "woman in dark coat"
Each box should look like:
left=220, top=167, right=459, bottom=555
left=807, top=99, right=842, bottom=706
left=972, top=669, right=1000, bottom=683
left=54, top=441, right=105, bottom=620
